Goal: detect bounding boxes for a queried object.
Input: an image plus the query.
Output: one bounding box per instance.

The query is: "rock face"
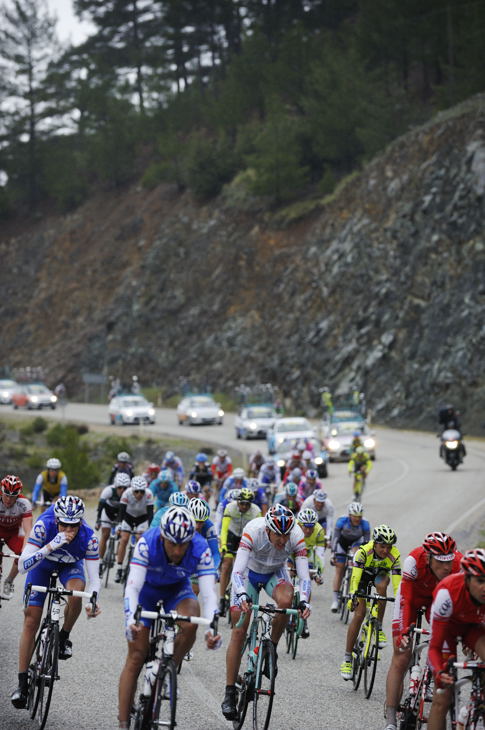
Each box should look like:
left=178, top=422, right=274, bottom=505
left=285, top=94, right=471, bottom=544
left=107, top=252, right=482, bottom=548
left=1, top=95, right=484, bottom=432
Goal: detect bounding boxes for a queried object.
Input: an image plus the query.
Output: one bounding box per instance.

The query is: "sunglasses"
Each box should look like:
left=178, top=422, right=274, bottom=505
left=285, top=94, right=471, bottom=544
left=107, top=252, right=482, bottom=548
left=2, top=489, right=19, bottom=497
left=133, top=489, right=145, bottom=494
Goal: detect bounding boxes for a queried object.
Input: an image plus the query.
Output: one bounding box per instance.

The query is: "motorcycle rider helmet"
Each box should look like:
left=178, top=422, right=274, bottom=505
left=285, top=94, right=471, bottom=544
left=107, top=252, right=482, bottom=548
left=373, top=524, right=397, bottom=545
left=189, top=498, right=210, bottom=522
left=265, top=504, right=295, bottom=535
left=160, top=506, right=195, bottom=544
left=423, top=532, right=456, bottom=561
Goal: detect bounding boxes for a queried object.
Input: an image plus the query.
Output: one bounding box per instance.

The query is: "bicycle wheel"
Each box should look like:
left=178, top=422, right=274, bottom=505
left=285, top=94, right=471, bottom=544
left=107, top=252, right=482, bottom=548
left=123, top=541, right=135, bottom=589
left=363, top=623, right=379, bottom=699
left=398, top=697, right=417, bottom=730
left=340, top=571, right=351, bottom=625
left=33, top=624, right=58, bottom=730
left=28, top=627, right=45, bottom=719
left=352, top=629, right=365, bottom=691
left=292, top=617, right=304, bottom=660
left=285, top=616, right=295, bottom=655
left=233, top=674, right=252, bottom=730
left=151, top=659, right=177, bottom=730
left=253, top=639, right=276, bottom=730
left=104, top=537, right=115, bottom=588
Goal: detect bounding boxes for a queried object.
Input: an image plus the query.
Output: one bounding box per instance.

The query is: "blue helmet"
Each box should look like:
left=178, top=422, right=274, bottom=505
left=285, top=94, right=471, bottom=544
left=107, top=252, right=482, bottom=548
left=353, top=430, right=362, bottom=437
left=195, top=452, right=208, bottom=464
left=54, top=495, right=85, bottom=524
left=159, top=468, right=173, bottom=483
left=169, top=491, right=189, bottom=507
left=285, top=481, right=298, bottom=498
left=160, top=506, right=196, bottom=544
left=185, top=479, right=202, bottom=495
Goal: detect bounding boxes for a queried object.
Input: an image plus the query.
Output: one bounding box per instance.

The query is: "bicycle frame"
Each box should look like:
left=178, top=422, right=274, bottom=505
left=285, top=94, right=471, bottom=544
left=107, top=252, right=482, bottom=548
left=352, top=591, right=395, bottom=699
left=452, top=661, right=485, bottom=730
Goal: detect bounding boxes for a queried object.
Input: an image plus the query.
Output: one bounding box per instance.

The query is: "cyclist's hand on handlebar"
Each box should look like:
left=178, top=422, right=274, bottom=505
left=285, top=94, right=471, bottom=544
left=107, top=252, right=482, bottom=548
left=397, top=632, right=410, bottom=650
left=315, top=573, right=324, bottom=585
left=329, top=553, right=336, bottom=567
left=126, top=621, right=143, bottom=641
left=86, top=603, right=101, bottom=618
left=298, top=600, right=311, bottom=619
left=437, top=670, right=454, bottom=687
left=205, top=630, right=222, bottom=650
left=347, top=595, right=357, bottom=612
left=95, top=521, right=101, bottom=531
left=237, top=593, right=251, bottom=614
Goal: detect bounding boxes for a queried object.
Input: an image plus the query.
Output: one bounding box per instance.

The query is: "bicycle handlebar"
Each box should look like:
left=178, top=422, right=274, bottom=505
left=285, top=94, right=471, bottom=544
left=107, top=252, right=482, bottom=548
left=29, top=584, right=93, bottom=599
left=135, top=606, right=210, bottom=626
left=235, top=603, right=299, bottom=628
left=453, top=661, right=485, bottom=669
left=354, top=592, right=395, bottom=602
left=0, top=551, right=19, bottom=559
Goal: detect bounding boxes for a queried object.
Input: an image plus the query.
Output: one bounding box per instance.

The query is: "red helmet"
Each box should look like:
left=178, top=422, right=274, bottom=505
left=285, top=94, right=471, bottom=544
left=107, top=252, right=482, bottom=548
left=1, top=475, right=23, bottom=497
left=147, top=463, right=160, bottom=475
left=423, top=532, right=456, bottom=561
left=460, top=549, right=485, bottom=576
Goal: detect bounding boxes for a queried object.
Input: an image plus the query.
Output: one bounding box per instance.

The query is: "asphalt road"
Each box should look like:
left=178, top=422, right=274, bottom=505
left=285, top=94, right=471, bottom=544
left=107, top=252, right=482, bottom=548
left=1, top=403, right=484, bottom=730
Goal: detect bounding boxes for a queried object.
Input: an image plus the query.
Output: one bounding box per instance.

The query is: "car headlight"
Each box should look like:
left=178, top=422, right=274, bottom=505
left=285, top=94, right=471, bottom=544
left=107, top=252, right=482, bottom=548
left=328, top=438, right=340, bottom=451
left=1, top=391, right=8, bottom=398
left=314, top=456, right=323, bottom=465
left=125, top=409, right=133, bottom=417
left=190, top=411, right=197, bottom=418
left=218, top=409, right=224, bottom=417
left=248, top=421, right=258, bottom=430
left=330, top=428, right=338, bottom=436
left=30, top=396, right=38, bottom=403
left=277, top=459, right=285, bottom=468
left=364, top=438, right=375, bottom=449
left=445, top=440, right=459, bottom=449
left=148, top=408, right=155, bottom=416
left=51, top=395, right=57, bottom=402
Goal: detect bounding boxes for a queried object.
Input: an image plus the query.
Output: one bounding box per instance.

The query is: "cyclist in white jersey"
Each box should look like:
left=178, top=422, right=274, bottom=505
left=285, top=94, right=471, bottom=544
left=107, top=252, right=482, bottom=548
left=301, top=488, right=335, bottom=540
left=115, top=477, right=154, bottom=583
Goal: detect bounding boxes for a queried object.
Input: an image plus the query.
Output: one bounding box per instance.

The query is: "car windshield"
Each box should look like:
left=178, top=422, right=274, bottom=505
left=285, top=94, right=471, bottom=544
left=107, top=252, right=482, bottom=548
left=331, top=410, right=363, bottom=422
left=334, top=422, right=366, bottom=435
left=277, top=420, right=311, bottom=433
left=190, top=397, right=215, bottom=407
left=121, top=397, right=147, bottom=407
left=0, top=380, right=16, bottom=388
left=275, top=436, right=319, bottom=455
left=247, top=408, right=274, bottom=419
left=27, top=384, right=49, bottom=394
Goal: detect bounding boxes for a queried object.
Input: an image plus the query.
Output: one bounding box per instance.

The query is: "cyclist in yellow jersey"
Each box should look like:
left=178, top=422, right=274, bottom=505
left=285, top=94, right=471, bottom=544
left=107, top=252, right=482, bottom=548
left=340, top=524, right=401, bottom=680
left=32, top=458, right=68, bottom=512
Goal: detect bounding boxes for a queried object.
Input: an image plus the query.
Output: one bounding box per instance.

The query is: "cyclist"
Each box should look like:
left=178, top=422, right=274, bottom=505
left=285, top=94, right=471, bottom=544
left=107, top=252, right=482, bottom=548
left=161, top=450, right=184, bottom=486
left=350, top=430, right=363, bottom=455
left=184, top=478, right=204, bottom=501
left=151, top=490, right=190, bottom=528
left=348, top=446, right=372, bottom=495
left=211, top=449, right=233, bottom=490
left=274, top=481, right=302, bottom=514
left=32, top=457, right=68, bottom=512
left=301, top=488, right=335, bottom=541
left=297, top=468, right=321, bottom=500
left=213, top=487, right=241, bottom=533
left=11, top=495, right=101, bottom=709
left=320, top=386, right=334, bottom=417
left=188, top=498, right=221, bottom=594
left=383, top=532, right=461, bottom=730
left=257, top=457, right=280, bottom=489
left=219, top=467, right=248, bottom=504
left=425, top=549, right=485, bottom=730
left=330, top=502, right=370, bottom=612
left=118, top=505, right=221, bottom=729
left=108, top=451, right=134, bottom=486
left=219, top=488, right=261, bottom=616
left=247, top=476, right=269, bottom=515
left=95, top=472, right=131, bottom=574
left=340, top=524, right=401, bottom=681
left=189, top=453, right=213, bottom=498
left=142, top=463, right=160, bottom=485
left=149, top=468, right=178, bottom=511
left=221, top=504, right=311, bottom=720
left=114, top=476, right=154, bottom=583
left=0, top=475, right=33, bottom=597
left=282, top=450, right=306, bottom=483
left=249, top=449, right=265, bottom=477
left=291, top=507, right=325, bottom=637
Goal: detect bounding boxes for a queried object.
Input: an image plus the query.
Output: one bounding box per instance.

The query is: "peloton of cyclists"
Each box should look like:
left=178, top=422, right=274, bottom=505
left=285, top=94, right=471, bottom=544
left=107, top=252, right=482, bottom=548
left=95, top=472, right=131, bottom=575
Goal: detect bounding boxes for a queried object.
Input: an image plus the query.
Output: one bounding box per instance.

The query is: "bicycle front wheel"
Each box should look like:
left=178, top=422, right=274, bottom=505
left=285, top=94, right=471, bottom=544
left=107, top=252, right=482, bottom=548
left=151, top=659, right=177, bottom=730
left=363, top=623, right=379, bottom=699
left=292, top=617, right=304, bottom=660
left=104, top=537, right=115, bottom=588
left=233, top=674, right=251, bottom=730
left=34, top=625, right=58, bottom=730
left=253, top=639, right=276, bottom=730
left=285, top=616, right=295, bottom=655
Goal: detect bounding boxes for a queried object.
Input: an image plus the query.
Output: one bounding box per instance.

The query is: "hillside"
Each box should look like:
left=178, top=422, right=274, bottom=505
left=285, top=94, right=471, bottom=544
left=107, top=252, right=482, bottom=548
left=1, top=94, right=484, bottom=432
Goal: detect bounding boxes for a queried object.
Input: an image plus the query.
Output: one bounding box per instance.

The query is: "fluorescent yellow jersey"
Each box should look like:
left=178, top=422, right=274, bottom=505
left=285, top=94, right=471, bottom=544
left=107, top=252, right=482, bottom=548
left=349, top=540, right=401, bottom=595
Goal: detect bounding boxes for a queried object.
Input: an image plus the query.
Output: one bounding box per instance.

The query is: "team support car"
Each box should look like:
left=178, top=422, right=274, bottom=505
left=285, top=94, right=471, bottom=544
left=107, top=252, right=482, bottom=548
left=322, top=420, right=376, bottom=462
left=274, top=437, right=329, bottom=479
left=0, top=379, right=19, bottom=404
left=108, top=394, right=156, bottom=425
left=267, top=417, right=315, bottom=454
left=12, top=383, right=57, bottom=410
left=176, top=394, right=224, bottom=425
left=234, top=403, right=277, bottom=440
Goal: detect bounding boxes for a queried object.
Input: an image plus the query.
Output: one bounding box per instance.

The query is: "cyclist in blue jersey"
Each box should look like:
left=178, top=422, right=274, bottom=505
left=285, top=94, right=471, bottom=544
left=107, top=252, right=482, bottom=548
left=188, top=498, right=221, bottom=571
left=161, top=450, right=184, bottom=486
left=219, top=468, right=248, bottom=505
left=11, top=496, right=101, bottom=709
left=118, top=505, right=221, bottom=729
left=149, top=468, right=178, bottom=511
left=150, top=490, right=189, bottom=528
left=330, top=501, right=370, bottom=612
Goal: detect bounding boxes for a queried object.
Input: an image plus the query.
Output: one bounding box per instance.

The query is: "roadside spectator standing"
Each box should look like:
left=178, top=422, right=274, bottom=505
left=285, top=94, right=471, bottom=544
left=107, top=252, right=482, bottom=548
left=320, top=386, right=334, bottom=418
left=131, top=375, right=141, bottom=394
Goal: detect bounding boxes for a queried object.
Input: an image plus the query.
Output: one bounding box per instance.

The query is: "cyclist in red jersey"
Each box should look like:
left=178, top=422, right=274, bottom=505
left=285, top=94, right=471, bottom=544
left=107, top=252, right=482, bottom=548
left=0, top=475, right=33, bottom=598
left=383, top=532, right=461, bottom=730
left=426, top=549, right=485, bottom=730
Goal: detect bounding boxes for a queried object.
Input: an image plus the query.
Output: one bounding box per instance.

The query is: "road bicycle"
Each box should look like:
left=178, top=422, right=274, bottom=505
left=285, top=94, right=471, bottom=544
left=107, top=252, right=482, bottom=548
left=25, top=572, right=97, bottom=730
left=352, top=469, right=366, bottom=500
left=336, top=552, right=354, bottom=625
left=351, top=591, right=395, bottom=699
left=233, top=602, right=299, bottom=730
left=120, top=529, right=138, bottom=589
left=285, top=561, right=319, bottom=660
left=398, top=613, right=432, bottom=729
left=452, top=660, right=485, bottom=729
left=131, top=603, right=211, bottom=730
left=0, top=538, right=18, bottom=605
left=100, top=523, right=119, bottom=588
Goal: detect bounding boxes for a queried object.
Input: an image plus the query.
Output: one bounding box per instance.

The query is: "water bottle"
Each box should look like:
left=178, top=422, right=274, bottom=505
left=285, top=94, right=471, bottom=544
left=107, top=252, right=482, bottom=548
left=38, top=626, right=48, bottom=658
left=51, top=600, right=61, bottom=623
left=142, top=660, right=159, bottom=697
left=409, top=665, right=420, bottom=695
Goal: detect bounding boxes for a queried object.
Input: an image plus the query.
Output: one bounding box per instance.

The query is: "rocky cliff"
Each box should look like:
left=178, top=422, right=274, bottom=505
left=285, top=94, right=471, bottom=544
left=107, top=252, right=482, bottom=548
left=1, top=95, right=484, bottom=432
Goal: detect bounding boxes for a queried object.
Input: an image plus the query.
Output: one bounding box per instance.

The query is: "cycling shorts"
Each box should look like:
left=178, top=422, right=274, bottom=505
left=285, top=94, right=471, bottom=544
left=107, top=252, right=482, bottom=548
left=137, top=580, right=197, bottom=628
left=0, top=531, right=23, bottom=555
left=223, top=530, right=241, bottom=559
left=334, top=542, right=359, bottom=564
left=120, top=519, right=148, bottom=534
left=25, top=559, right=85, bottom=607
left=99, top=508, right=118, bottom=527
left=230, top=568, right=290, bottom=609
left=356, top=569, right=389, bottom=596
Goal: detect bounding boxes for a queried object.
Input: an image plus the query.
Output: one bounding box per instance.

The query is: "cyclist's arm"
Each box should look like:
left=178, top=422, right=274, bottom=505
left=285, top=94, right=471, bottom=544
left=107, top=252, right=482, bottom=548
left=205, top=527, right=221, bottom=570
left=97, top=497, right=107, bottom=523
left=59, top=474, right=68, bottom=497
left=349, top=548, right=366, bottom=594
left=331, top=520, right=342, bottom=553
left=31, top=474, right=43, bottom=503
left=295, top=549, right=311, bottom=602
left=219, top=513, right=231, bottom=553
left=428, top=587, right=453, bottom=677
left=325, top=499, right=334, bottom=538
left=231, top=532, right=252, bottom=597
left=124, top=537, right=149, bottom=630
left=362, top=519, right=371, bottom=543
left=18, top=531, right=68, bottom=573
left=118, top=502, right=128, bottom=524
left=314, top=544, right=325, bottom=570
left=400, top=555, right=418, bottom=630
left=365, top=458, right=373, bottom=473
left=146, top=504, right=154, bottom=524
left=20, top=514, right=33, bottom=549
left=196, top=549, right=218, bottom=620
left=390, top=551, right=402, bottom=594
left=85, top=553, right=101, bottom=597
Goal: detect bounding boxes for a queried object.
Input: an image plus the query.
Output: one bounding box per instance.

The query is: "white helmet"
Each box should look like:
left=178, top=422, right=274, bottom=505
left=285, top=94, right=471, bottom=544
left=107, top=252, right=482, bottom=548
left=54, top=495, right=85, bottom=524
left=117, top=451, right=131, bottom=462
left=114, top=472, right=131, bottom=488
left=46, top=457, right=61, bottom=470
left=189, top=498, right=210, bottom=522
left=131, top=476, right=147, bottom=491
left=233, top=468, right=245, bottom=479
left=348, top=501, right=364, bottom=516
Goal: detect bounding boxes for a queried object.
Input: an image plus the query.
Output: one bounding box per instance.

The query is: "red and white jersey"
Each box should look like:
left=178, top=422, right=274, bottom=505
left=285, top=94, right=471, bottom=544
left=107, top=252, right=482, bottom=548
left=211, top=455, right=233, bottom=478
left=428, top=572, right=485, bottom=675
left=0, top=495, right=32, bottom=533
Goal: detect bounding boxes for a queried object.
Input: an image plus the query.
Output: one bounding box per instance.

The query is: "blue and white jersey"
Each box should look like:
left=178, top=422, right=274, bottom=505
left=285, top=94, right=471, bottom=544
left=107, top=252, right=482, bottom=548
left=27, top=506, right=98, bottom=564
left=219, top=476, right=248, bottom=504
left=199, top=518, right=221, bottom=570
left=131, top=527, right=216, bottom=587
left=331, top=515, right=371, bottom=553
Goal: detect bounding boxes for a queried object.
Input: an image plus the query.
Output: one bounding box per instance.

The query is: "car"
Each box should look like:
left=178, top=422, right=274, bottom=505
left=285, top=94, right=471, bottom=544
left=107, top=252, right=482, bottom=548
left=273, top=437, right=329, bottom=479
left=176, top=394, right=224, bottom=426
left=108, top=394, right=156, bottom=425
left=266, top=417, right=315, bottom=454
left=235, top=403, right=277, bottom=440
left=11, top=383, right=57, bottom=410
left=328, top=408, right=366, bottom=425
left=0, top=379, right=19, bottom=404
left=322, top=420, right=376, bottom=462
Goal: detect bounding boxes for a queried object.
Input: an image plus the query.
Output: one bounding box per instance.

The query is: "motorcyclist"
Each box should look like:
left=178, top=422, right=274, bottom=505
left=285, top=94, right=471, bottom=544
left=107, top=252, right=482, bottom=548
left=438, top=404, right=466, bottom=461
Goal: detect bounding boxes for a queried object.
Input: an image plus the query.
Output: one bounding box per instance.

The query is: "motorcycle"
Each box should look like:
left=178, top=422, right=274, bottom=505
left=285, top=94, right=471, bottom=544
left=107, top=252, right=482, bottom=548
left=439, top=428, right=465, bottom=471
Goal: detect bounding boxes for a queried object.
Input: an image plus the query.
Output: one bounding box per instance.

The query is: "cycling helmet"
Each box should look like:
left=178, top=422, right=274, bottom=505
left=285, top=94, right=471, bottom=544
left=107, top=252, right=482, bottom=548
left=165, top=451, right=175, bottom=461
left=217, top=449, right=228, bottom=458
left=353, top=430, right=362, bottom=437
left=291, top=467, right=302, bottom=481
left=189, top=498, right=210, bottom=522
left=297, top=507, right=318, bottom=527
left=355, top=446, right=365, bottom=455
left=46, top=457, right=61, bottom=470
left=117, top=451, right=131, bottom=462
left=54, top=495, right=85, bottom=524
left=265, top=458, right=275, bottom=467
left=247, top=478, right=260, bottom=491
left=265, top=504, right=295, bottom=535
left=131, top=476, right=147, bottom=492
left=238, top=488, right=254, bottom=503
left=460, top=549, right=485, bottom=576
left=195, top=452, right=208, bottom=464
left=159, top=468, right=173, bottom=483
left=348, top=501, right=364, bottom=516
left=147, top=463, right=160, bottom=475
left=227, top=488, right=241, bottom=501
left=160, top=506, right=195, bottom=544
left=185, top=479, right=202, bottom=495
left=114, top=472, right=131, bottom=488
left=233, top=467, right=245, bottom=479
left=423, top=532, right=456, bottom=561
left=373, top=524, right=397, bottom=545
left=1, top=475, right=23, bottom=496
left=169, top=491, right=190, bottom=507
left=306, top=469, right=318, bottom=480
left=313, top=489, right=327, bottom=503
left=285, top=481, right=298, bottom=498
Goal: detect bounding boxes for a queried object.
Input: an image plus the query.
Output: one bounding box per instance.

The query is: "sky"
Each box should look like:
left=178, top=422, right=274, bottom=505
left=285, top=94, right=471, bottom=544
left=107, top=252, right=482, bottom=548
left=48, top=0, right=94, bottom=44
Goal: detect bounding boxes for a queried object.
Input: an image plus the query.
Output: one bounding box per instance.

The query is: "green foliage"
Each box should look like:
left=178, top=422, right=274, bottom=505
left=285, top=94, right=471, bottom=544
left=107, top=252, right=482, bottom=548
left=183, top=131, right=240, bottom=200
left=53, top=428, right=100, bottom=491
left=32, top=417, right=48, bottom=433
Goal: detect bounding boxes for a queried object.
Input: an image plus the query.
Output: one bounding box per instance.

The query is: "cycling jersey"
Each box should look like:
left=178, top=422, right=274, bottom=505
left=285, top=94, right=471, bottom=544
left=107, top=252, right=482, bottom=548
left=211, top=456, right=233, bottom=479
left=273, top=494, right=302, bottom=514
left=350, top=540, right=401, bottom=595
left=189, top=465, right=212, bottom=487
left=348, top=454, right=373, bottom=475
left=257, top=465, right=280, bottom=486
left=301, top=494, right=335, bottom=538
left=108, top=462, right=134, bottom=486
left=32, top=470, right=68, bottom=502
left=297, top=478, right=321, bottom=501
left=0, top=495, right=32, bottom=533
left=149, top=479, right=178, bottom=510
left=219, top=476, right=248, bottom=503
left=161, top=457, right=184, bottom=483
left=392, top=546, right=462, bottom=636
left=220, top=502, right=261, bottom=553
left=97, top=485, right=124, bottom=523
left=304, top=523, right=327, bottom=551
left=428, top=572, right=485, bottom=677
left=199, top=519, right=221, bottom=570
left=23, top=506, right=99, bottom=565
left=119, top=487, right=154, bottom=527
left=331, top=515, right=371, bottom=554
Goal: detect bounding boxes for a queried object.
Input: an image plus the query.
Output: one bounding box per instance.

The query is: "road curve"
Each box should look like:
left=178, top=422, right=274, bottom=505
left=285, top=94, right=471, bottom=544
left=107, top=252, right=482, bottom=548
left=1, top=403, right=484, bottom=730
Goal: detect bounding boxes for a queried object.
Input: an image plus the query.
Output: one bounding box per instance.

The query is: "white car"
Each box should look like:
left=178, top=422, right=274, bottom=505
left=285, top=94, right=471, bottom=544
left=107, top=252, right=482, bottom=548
left=235, top=404, right=277, bottom=440
left=267, top=417, right=316, bottom=454
left=177, top=395, right=224, bottom=426
left=109, top=395, right=156, bottom=425
left=0, top=379, right=19, bottom=404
